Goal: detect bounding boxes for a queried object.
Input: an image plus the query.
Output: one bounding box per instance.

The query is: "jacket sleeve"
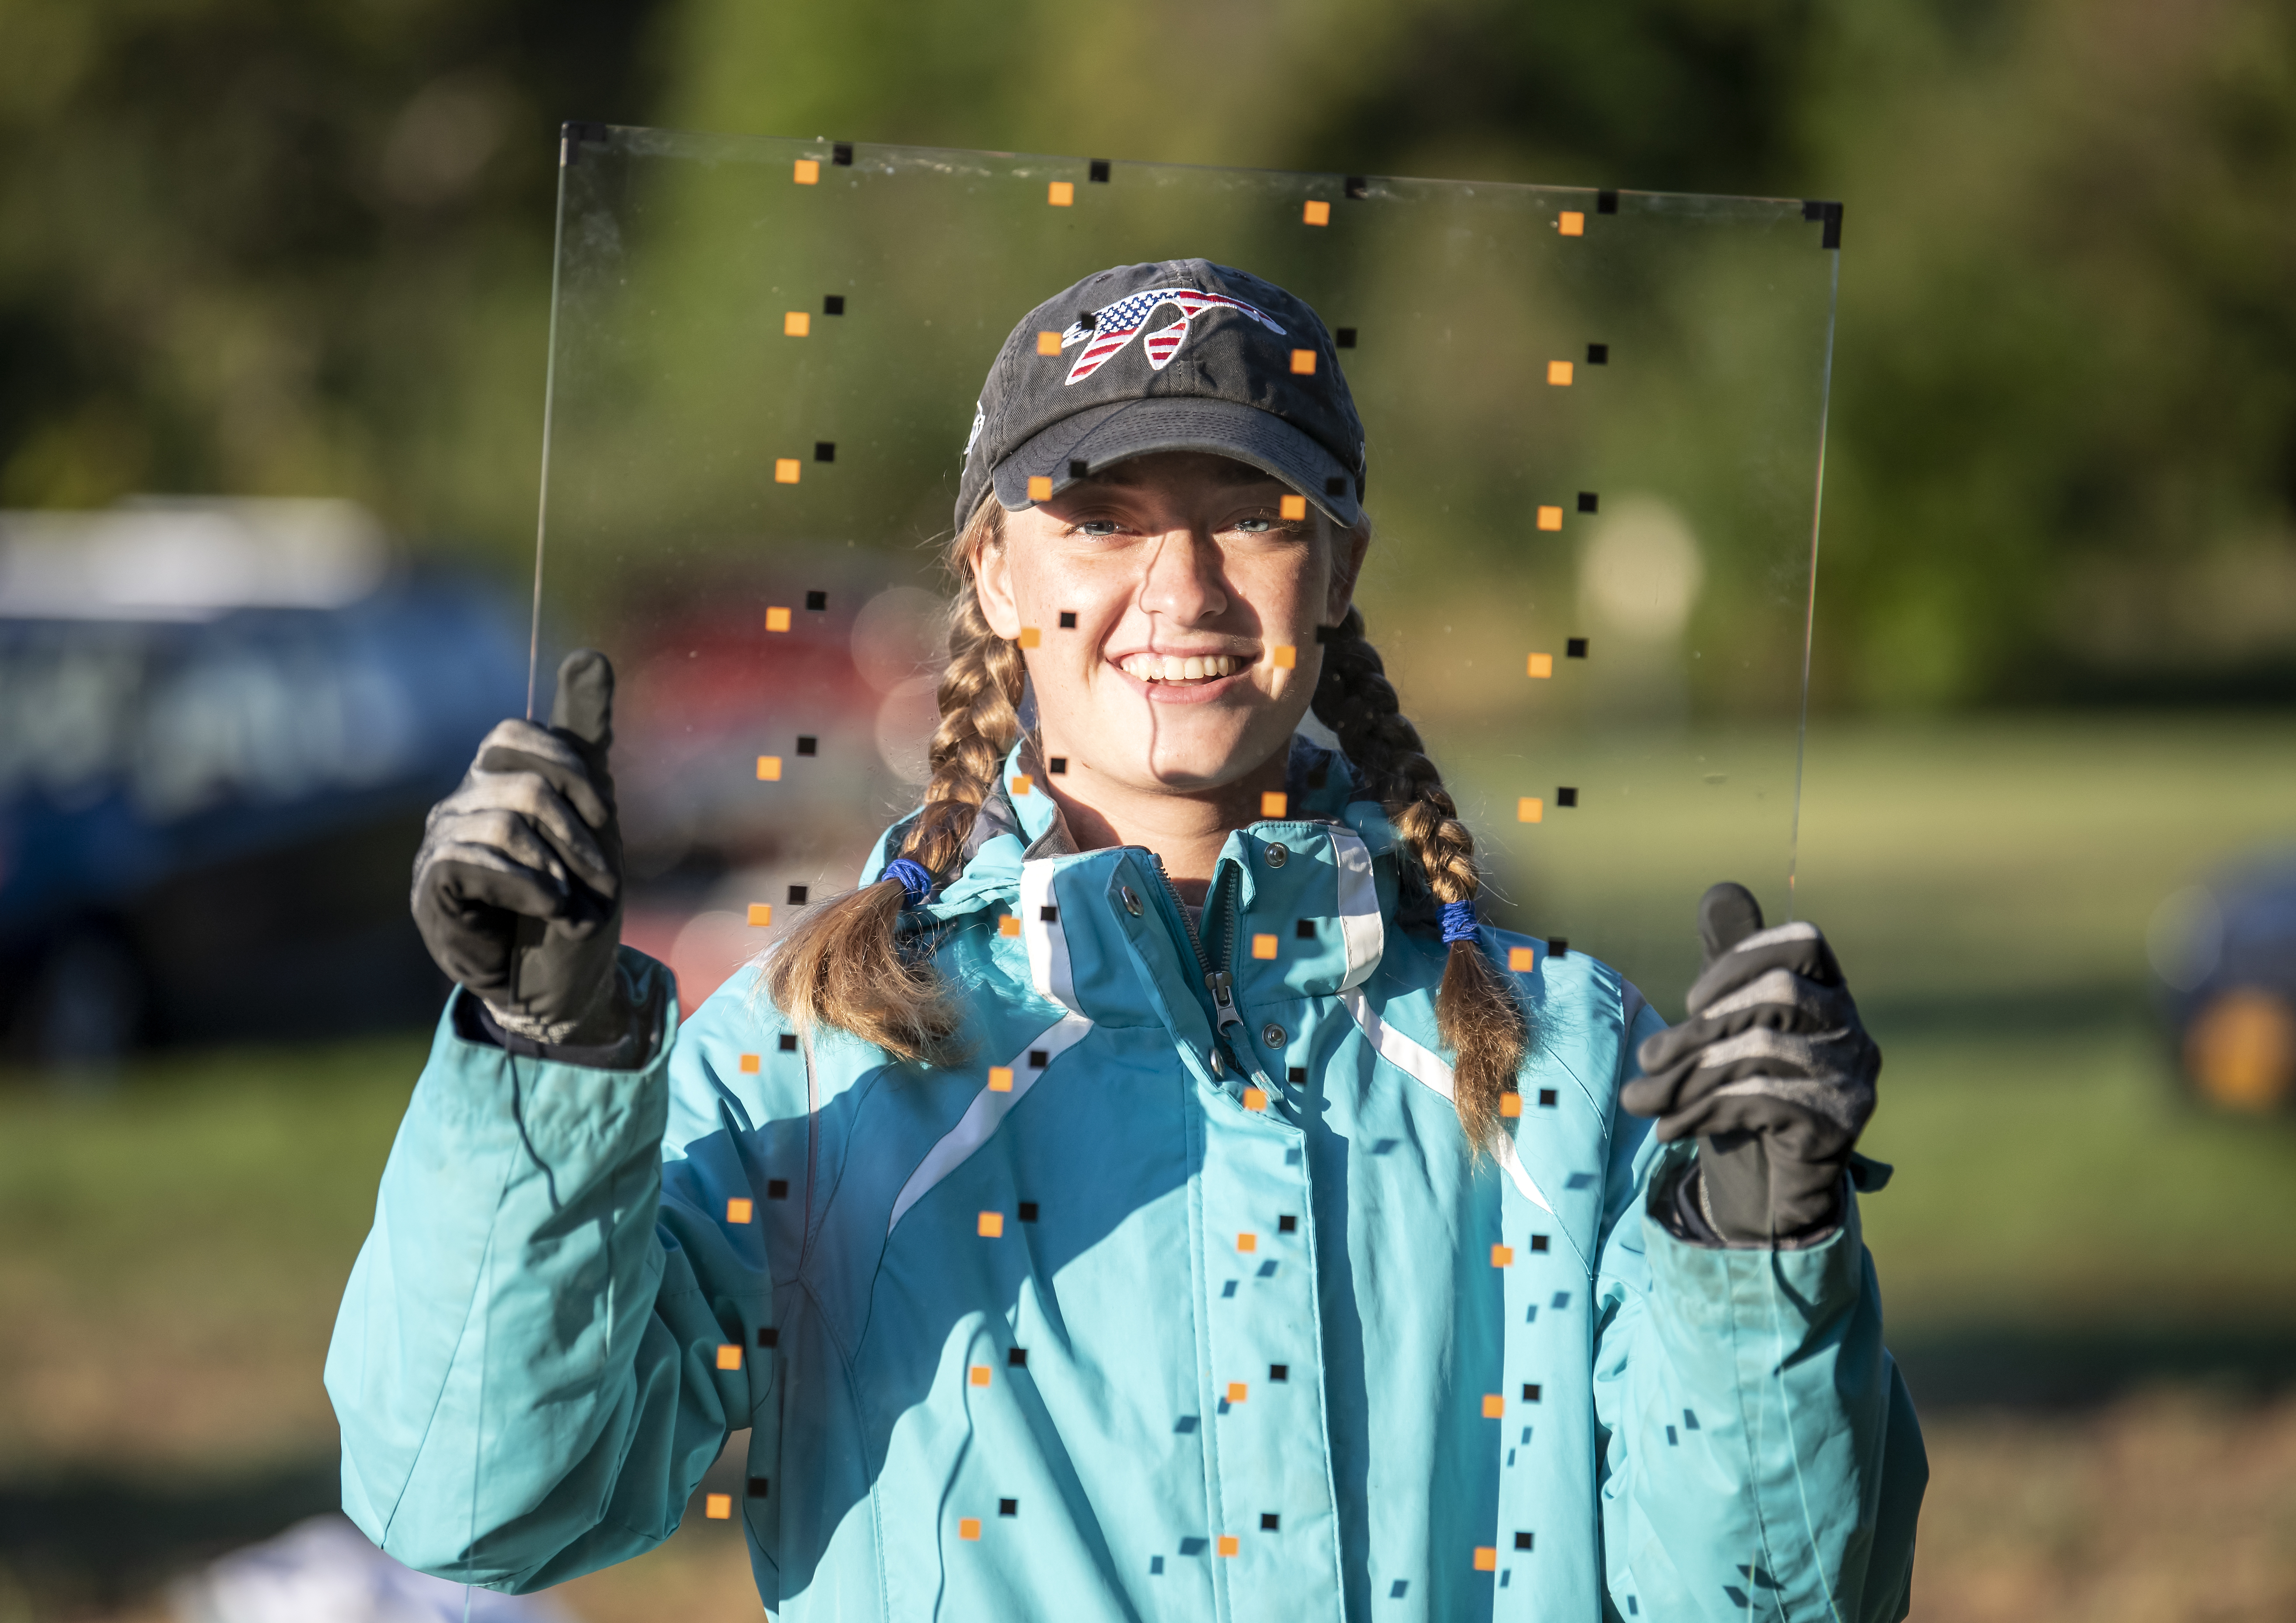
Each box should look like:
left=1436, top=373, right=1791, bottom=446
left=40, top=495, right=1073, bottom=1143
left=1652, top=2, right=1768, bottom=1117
left=325, top=951, right=757, bottom=1591
left=1590, top=1008, right=1926, bottom=1622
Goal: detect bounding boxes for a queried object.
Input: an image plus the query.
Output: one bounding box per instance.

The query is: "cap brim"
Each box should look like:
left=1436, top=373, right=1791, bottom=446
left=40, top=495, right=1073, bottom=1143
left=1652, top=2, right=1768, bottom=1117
left=991, top=398, right=1363, bottom=528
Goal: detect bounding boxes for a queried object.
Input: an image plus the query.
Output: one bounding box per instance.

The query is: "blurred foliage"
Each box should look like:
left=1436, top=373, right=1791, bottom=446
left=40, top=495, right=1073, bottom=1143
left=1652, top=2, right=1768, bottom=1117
left=3, top=0, right=2293, bottom=707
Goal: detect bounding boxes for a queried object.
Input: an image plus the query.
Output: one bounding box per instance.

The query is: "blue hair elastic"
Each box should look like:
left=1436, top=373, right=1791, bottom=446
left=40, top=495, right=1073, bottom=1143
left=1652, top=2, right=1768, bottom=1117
left=1439, top=899, right=1479, bottom=944
left=883, top=857, right=935, bottom=909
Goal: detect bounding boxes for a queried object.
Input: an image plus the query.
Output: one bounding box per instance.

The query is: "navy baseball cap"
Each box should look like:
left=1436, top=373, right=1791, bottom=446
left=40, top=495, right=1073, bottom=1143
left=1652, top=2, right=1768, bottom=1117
left=956, top=259, right=1367, bottom=534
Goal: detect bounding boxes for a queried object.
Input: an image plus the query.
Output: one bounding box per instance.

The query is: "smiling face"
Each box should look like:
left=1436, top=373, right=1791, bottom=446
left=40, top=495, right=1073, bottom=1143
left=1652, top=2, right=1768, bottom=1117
left=971, top=452, right=1369, bottom=830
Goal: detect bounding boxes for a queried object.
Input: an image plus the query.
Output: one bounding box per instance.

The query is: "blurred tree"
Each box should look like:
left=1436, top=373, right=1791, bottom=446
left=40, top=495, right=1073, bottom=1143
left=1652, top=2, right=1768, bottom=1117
left=0, top=0, right=670, bottom=554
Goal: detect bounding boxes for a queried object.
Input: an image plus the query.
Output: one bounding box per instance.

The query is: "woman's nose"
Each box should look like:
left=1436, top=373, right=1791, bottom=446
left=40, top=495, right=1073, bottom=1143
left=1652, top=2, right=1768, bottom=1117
left=1135, top=529, right=1230, bottom=624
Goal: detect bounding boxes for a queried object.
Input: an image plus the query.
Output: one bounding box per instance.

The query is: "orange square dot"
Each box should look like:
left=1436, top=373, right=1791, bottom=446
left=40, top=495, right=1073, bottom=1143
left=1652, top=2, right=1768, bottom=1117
left=1017, top=626, right=1041, bottom=648
left=987, top=1066, right=1014, bottom=1093
left=1526, top=652, right=1553, bottom=679
left=978, top=1211, right=1005, bottom=1238
left=1010, top=774, right=1033, bottom=798
left=1047, top=180, right=1074, bottom=206
left=1492, top=1243, right=1515, bottom=1268
left=1546, top=360, right=1574, bottom=387
left=1559, top=210, right=1585, bottom=236
left=1271, top=644, right=1296, bottom=669
left=738, top=1053, right=761, bottom=1075
left=970, top=1364, right=991, bottom=1387
left=1252, top=933, right=1280, bottom=960
left=1036, top=330, right=1062, bottom=356
left=756, top=755, right=782, bottom=780
left=775, top=458, right=801, bottom=483
left=1500, top=1088, right=1525, bottom=1116
left=1218, top=1534, right=1241, bottom=1556
left=1517, top=798, right=1544, bottom=824
left=747, top=903, right=773, bottom=926
left=1302, top=199, right=1331, bottom=226
left=1237, top=1232, right=1257, bottom=1253
left=1508, top=945, right=1537, bottom=972
left=726, top=1196, right=754, bottom=1223
left=998, top=915, right=1021, bottom=938
left=706, top=1491, right=733, bottom=1519
left=1026, top=475, right=1053, bottom=502
left=716, top=1343, right=742, bottom=1371
left=1227, top=1381, right=1249, bottom=1403
left=1482, top=1392, right=1505, bottom=1418
left=1474, top=1545, right=1498, bottom=1571
left=1242, top=1086, right=1268, bottom=1112
left=793, top=159, right=820, bottom=185
left=1289, top=349, right=1317, bottom=376
left=1260, top=791, right=1288, bottom=818
left=783, top=310, right=811, bottom=337
left=764, top=606, right=792, bottom=632
left=1537, top=505, right=1563, bottom=531
left=959, top=1517, right=982, bottom=1540
left=1280, top=492, right=1308, bottom=519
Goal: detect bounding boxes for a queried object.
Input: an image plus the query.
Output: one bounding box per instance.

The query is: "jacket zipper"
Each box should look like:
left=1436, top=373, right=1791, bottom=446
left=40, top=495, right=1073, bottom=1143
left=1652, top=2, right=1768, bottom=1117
left=1149, top=853, right=1249, bottom=1061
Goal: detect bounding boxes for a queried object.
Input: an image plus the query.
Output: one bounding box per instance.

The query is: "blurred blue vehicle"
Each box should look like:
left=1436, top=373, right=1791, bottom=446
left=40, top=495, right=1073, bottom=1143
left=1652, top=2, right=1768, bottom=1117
left=0, top=499, right=525, bottom=1064
left=2147, top=849, right=2296, bottom=1113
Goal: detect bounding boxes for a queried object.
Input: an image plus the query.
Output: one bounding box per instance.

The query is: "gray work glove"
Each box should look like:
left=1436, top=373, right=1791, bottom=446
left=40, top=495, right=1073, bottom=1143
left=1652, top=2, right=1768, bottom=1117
left=411, top=649, right=628, bottom=1046
left=1622, top=883, right=1880, bottom=1244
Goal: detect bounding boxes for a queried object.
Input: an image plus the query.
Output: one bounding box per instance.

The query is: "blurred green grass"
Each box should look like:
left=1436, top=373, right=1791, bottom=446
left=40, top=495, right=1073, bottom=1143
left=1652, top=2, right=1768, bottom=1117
left=2, top=714, right=2293, bottom=1482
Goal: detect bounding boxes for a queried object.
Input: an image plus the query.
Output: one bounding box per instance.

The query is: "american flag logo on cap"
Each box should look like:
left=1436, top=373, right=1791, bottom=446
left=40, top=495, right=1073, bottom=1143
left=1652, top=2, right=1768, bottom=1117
left=1059, top=287, right=1287, bottom=385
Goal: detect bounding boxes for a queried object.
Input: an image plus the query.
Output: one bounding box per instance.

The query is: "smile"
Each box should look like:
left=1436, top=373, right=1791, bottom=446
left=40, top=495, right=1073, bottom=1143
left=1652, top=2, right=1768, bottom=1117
left=1116, top=653, right=1249, bottom=683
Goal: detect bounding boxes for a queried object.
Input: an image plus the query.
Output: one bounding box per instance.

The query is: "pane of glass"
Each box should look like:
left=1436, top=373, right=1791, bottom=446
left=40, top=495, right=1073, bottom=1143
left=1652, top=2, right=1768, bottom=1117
left=534, top=128, right=1836, bottom=1013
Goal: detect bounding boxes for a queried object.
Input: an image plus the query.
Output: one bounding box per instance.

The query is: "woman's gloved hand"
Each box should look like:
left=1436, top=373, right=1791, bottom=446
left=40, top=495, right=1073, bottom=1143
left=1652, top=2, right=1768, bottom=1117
left=411, top=649, right=628, bottom=1047
left=1621, top=882, right=1881, bottom=1245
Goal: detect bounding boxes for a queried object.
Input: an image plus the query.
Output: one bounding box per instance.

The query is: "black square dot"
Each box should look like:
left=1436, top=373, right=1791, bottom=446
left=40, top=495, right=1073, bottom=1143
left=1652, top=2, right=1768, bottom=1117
left=788, top=884, right=810, bottom=905
left=822, top=295, right=845, bottom=316
left=1521, top=1382, right=1542, bottom=1402
left=1029, top=1048, right=1049, bottom=1068
left=1018, top=1201, right=1039, bottom=1222
left=1314, top=624, right=1339, bottom=644
left=999, top=1498, right=1017, bottom=1517
left=1577, top=491, right=1599, bottom=514
left=1531, top=1234, right=1549, bottom=1253
left=1334, top=327, right=1357, bottom=348
left=1566, top=637, right=1588, bottom=658
left=1586, top=342, right=1609, bottom=365
left=778, top=1033, right=799, bottom=1053
left=1597, top=188, right=1619, bottom=214
left=1344, top=174, right=1368, bottom=199
left=767, top=1178, right=790, bottom=1199
left=1306, top=763, right=1329, bottom=788
left=1278, top=1214, right=1298, bottom=1233
left=757, top=1326, right=778, bottom=1348
left=748, top=1475, right=771, bottom=1498
left=813, top=442, right=835, bottom=463
left=1048, top=756, right=1068, bottom=774
left=1325, top=475, right=1347, bottom=495
left=796, top=735, right=817, bottom=756
left=806, top=589, right=828, bottom=610
left=1261, top=1512, right=1281, bottom=1531
left=1556, top=787, right=1577, bottom=808
left=1069, top=459, right=1089, bottom=480
left=1039, top=904, right=1058, bottom=922
left=1269, top=1363, right=1289, bottom=1381
left=1514, top=1530, right=1534, bottom=1550
left=1537, top=1087, right=1558, bottom=1108
left=1058, top=610, right=1078, bottom=628
left=831, top=141, right=853, bottom=166
left=1548, top=937, right=1570, bottom=957
left=1287, top=1066, right=1305, bottom=1085
left=1089, top=159, right=1110, bottom=183
left=1008, top=1346, right=1029, bottom=1366
left=1295, top=918, right=1316, bottom=938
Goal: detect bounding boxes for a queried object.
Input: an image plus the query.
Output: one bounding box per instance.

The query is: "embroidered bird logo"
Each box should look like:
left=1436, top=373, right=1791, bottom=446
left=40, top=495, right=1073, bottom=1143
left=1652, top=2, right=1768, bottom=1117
left=1059, top=288, right=1287, bottom=385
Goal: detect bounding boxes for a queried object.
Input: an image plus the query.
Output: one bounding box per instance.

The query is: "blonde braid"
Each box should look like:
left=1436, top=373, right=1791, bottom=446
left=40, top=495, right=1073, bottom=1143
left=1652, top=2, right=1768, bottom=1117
left=1313, top=604, right=1529, bottom=1149
left=765, top=500, right=1020, bottom=1065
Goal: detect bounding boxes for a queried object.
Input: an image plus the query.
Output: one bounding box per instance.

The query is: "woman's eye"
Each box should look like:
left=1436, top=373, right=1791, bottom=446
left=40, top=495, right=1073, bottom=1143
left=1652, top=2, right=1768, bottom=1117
left=1232, top=517, right=1274, bottom=534
left=1072, top=519, right=1121, bottom=537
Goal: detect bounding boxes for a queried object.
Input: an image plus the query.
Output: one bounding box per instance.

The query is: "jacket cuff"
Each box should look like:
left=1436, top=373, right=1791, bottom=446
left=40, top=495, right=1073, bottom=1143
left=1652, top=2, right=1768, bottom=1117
left=453, top=947, right=674, bottom=1071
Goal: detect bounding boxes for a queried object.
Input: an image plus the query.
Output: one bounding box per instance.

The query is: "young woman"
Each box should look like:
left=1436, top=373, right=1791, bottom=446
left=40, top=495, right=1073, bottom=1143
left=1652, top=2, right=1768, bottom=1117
left=335, top=259, right=1925, bottom=1621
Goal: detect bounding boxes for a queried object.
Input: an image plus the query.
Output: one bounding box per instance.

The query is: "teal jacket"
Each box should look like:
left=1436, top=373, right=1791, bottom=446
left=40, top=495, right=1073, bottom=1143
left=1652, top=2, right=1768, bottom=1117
left=328, top=739, right=1925, bottom=1620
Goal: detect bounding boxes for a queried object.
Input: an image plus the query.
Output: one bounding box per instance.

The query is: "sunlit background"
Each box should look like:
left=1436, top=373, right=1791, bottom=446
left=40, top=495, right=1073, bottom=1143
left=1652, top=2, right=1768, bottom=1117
left=3, top=2, right=2293, bottom=1619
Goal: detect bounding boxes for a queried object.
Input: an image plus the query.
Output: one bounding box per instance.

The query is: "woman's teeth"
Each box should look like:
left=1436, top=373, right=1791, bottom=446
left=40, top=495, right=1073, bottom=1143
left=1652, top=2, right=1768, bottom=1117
left=1119, top=653, right=1246, bottom=682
